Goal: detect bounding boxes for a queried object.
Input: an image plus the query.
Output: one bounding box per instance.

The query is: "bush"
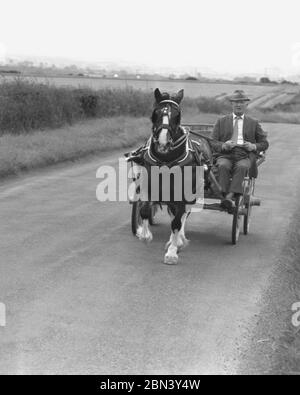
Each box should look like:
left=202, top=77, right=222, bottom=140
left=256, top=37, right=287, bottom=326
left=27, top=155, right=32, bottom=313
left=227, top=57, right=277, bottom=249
left=77, top=91, right=99, bottom=117
left=0, top=78, right=82, bottom=134
left=0, top=80, right=155, bottom=134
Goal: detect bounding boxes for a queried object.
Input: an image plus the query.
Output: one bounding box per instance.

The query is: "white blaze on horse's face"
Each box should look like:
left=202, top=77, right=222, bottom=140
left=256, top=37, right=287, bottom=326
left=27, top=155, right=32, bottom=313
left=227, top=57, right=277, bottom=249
left=158, top=107, right=170, bottom=148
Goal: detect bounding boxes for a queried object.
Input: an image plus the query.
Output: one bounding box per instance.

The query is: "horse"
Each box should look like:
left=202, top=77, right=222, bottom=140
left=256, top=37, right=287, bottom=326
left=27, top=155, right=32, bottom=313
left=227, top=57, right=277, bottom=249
left=130, top=88, right=213, bottom=265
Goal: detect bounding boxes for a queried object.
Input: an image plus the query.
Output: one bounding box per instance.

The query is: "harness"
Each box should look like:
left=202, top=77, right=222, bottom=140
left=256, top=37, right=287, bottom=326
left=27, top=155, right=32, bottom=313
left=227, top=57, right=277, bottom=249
left=147, top=135, right=192, bottom=167
left=152, top=100, right=181, bottom=145
left=126, top=129, right=206, bottom=170
left=126, top=99, right=211, bottom=168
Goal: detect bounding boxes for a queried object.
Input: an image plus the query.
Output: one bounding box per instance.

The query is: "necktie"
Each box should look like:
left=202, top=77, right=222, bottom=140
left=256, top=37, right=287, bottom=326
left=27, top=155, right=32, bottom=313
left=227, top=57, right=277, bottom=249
left=232, top=116, right=243, bottom=145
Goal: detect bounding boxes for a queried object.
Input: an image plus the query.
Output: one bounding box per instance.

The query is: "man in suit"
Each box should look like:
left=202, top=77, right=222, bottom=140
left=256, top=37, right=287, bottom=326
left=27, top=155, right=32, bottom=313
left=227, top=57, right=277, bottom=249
left=211, top=90, right=269, bottom=209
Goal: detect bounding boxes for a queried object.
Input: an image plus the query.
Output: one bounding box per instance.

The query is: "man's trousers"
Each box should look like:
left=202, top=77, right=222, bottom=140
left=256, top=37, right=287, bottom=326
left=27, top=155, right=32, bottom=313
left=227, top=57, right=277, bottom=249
left=216, top=157, right=250, bottom=195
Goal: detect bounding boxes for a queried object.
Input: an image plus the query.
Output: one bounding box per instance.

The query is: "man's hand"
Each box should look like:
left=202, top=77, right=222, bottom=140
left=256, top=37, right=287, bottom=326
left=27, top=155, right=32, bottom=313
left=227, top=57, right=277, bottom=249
left=222, top=140, right=236, bottom=151
left=243, top=141, right=257, bottom=151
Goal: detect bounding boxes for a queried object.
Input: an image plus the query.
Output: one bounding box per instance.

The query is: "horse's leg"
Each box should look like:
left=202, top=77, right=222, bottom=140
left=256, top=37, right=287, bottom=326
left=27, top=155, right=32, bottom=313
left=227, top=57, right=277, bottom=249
left=136, top=202, right=153, bottom=242
left=177, top=210, right=190, bottom=250
left=165, top=205, right=175, bottom=251
left=164, top=203, right=186, bottom=265
left=164, top=209, right=189, bottom=251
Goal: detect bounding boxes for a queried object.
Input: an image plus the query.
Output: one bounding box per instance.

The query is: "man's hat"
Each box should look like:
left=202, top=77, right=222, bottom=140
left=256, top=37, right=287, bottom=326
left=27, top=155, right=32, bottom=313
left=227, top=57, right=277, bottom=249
left=228, top=90, right=250, bottom=102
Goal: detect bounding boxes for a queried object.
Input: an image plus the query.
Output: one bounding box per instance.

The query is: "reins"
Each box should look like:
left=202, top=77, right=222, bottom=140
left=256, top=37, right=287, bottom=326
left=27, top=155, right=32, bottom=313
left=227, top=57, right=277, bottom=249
left=188, top=129, right=217, bottom=143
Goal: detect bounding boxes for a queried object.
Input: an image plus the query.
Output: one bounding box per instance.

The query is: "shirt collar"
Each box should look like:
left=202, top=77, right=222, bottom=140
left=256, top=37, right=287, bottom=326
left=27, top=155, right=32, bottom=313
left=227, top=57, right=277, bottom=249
left=233, top=113, right=245, bottom=120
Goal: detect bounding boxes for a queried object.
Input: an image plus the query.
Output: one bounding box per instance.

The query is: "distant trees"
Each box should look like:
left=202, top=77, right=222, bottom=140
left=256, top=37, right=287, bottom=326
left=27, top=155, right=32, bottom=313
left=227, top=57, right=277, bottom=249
left=234, top=76, right=256, bottom=83
left=185, top=76, right=198, bottom=81
left=259, top=77, right=273, bottom=84
left=280, top=79, right=298, bottom=86
left=0, top=69, right=21, bottom=74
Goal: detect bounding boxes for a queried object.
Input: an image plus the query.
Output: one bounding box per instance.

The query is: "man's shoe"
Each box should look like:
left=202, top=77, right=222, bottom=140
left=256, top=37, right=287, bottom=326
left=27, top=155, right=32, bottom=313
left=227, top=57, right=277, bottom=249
left=221, top=198, right=236, bottom=211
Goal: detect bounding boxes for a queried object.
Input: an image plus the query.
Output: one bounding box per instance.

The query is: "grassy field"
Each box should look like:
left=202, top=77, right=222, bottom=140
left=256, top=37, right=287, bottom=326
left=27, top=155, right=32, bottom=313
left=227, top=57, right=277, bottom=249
left=1, top=75, right=278, bottom=98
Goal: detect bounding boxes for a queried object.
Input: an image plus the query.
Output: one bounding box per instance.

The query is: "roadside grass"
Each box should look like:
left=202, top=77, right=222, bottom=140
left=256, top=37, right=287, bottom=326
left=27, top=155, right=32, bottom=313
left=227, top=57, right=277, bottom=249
left=0, top=116, right=151, bottom=178
left=238, top=197, right=300, bottom=374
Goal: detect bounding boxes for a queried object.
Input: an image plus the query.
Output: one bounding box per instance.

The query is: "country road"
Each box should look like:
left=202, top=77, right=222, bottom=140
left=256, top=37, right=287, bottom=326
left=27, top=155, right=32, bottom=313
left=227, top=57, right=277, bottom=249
left=0, top=123, right=299, bottom=374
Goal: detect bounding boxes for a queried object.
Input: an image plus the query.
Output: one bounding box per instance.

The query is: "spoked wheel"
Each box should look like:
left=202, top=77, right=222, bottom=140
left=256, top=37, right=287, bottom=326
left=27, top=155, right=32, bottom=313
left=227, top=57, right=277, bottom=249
left=232, top=195, right=242, bottom=245
left=131, top=200, right=143, bottom=235
left=243, top=178, right=254, bottom=235
left=244, top=196, right=252, bottom=235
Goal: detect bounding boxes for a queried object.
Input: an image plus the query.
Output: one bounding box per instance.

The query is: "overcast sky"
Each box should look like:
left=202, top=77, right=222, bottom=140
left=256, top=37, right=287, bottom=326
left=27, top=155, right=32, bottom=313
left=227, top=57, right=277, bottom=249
left=1, top=0, right=300, bottom=75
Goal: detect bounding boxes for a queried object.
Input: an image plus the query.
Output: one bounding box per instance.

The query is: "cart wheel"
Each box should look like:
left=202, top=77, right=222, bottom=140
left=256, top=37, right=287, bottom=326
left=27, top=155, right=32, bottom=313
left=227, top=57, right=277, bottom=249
left=244, top=178, right=254, bottom=235
left=243, top=197, right=252, bottom=235
left=131, top=200, right=143, bottom=235
left=232, top=195, right=241, bottom=245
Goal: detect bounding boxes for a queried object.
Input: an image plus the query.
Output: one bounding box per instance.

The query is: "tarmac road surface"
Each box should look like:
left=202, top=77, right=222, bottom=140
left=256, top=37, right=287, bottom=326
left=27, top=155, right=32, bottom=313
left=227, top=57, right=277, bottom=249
left=0, top=123, right=299, bottom=374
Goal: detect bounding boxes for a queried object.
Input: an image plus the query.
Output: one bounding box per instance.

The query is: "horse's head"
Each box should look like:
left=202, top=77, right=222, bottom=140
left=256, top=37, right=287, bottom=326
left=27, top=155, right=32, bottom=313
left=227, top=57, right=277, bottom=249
left=151, top=88, right=184, bottom=154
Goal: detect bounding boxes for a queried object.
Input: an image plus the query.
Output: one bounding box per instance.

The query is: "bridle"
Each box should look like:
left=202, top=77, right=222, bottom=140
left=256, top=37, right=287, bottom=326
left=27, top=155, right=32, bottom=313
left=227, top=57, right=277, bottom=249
left=152, top=100, right=188, bottom=151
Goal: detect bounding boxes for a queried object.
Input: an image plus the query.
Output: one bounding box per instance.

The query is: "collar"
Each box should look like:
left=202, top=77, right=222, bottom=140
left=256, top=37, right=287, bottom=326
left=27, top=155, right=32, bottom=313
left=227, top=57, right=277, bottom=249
left=232, top=113, right=245, bottom=120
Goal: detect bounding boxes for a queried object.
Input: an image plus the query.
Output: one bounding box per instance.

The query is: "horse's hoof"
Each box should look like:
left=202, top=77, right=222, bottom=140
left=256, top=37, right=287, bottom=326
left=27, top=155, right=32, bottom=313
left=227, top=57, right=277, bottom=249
left=136, top=227, right=153, bottom=243
left=164, top=254, right=178, bottom=265
left=137, top=234, right=153, bottom=243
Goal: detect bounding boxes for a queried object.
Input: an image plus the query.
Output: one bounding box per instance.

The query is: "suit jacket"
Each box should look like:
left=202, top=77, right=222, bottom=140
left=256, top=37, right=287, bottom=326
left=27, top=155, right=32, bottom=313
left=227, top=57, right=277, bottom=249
left=211, top=114, right=269, bottom=177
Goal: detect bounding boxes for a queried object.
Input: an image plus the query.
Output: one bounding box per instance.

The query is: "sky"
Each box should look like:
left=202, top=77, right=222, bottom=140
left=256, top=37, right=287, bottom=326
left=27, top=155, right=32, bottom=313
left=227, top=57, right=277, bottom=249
left=0, top=0, right=300, bottom=76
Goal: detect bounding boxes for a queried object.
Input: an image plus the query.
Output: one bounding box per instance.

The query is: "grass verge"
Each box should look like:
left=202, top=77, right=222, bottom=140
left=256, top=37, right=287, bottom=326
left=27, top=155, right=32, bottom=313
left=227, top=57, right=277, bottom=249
left=0, top=116, right=151, bottom=178
left=238, top=193, right=300, bottom=374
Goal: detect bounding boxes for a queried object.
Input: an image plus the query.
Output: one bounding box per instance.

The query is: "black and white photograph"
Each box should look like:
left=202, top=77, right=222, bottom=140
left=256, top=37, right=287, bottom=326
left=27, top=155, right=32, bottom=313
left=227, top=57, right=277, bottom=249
left=0, top=0, right=299, bottom=376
